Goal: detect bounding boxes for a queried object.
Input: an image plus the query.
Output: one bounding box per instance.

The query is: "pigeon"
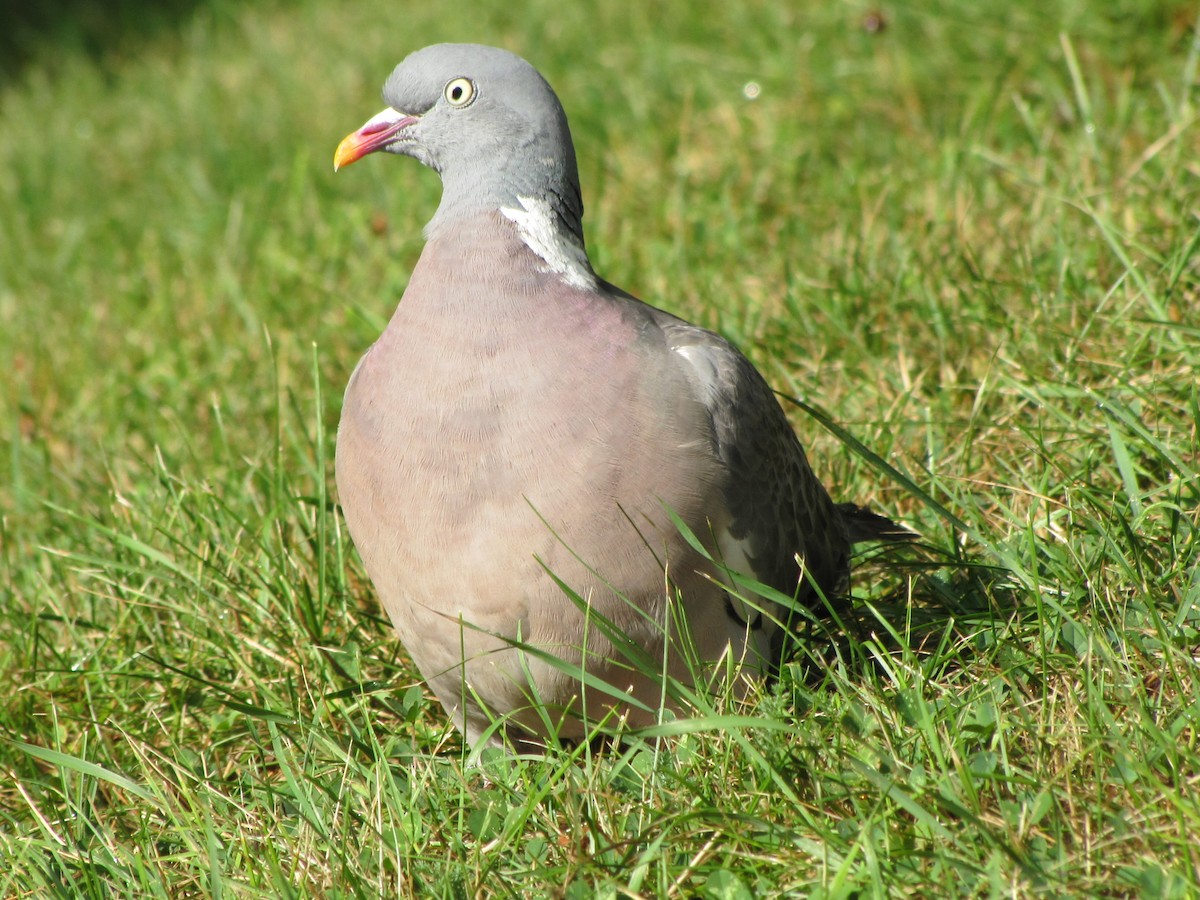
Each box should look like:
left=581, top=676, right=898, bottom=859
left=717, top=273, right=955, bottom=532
left=332, top=43, right=906, bottom=746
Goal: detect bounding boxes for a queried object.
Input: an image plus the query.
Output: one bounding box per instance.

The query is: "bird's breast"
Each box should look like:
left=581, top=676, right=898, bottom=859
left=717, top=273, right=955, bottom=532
left=335, top=293, right=723, bottom=605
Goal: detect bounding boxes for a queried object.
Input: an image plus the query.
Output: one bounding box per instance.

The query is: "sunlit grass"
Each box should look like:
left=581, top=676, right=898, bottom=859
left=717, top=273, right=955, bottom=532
left=1, top=0, right=1198, bottom=895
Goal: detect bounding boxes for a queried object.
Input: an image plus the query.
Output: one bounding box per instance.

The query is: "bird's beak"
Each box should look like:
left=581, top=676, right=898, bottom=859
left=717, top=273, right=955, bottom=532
left=334, top=107, right=419, bottom=171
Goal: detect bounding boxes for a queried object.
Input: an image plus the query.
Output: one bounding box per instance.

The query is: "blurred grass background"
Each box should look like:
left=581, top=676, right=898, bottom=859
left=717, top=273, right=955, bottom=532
left=1, top=0, right=1198, bottom=895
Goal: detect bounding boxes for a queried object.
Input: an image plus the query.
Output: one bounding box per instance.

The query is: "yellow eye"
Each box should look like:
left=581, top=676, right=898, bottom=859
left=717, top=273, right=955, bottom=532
left=444, top=77, right=476, bottom=107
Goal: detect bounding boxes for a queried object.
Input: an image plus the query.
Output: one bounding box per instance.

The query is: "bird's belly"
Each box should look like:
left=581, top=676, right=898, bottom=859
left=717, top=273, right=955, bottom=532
left=334, top=335, right=732, bottom=739
left=338, top=354, right=683, bottom=611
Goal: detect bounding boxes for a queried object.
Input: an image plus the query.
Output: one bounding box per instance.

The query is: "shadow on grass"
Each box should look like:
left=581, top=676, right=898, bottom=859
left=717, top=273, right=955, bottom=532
left=0, top=0, right=206, bottom=81
left=781, top=387, right=1026, bottom=688
left=808, top=539, right=1017, bottom=664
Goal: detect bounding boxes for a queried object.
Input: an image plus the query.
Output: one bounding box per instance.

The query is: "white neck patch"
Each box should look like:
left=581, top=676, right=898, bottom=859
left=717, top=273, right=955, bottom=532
left=500, top=195, right=597, bottom=290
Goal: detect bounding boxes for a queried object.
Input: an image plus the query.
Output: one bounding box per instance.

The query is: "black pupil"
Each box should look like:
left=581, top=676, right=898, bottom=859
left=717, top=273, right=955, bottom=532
left=451, top=85, right=463, bottom=100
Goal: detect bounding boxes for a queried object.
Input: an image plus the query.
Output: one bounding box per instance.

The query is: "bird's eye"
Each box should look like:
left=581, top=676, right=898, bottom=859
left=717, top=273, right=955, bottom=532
left=444, top=77, right=476, bottom=107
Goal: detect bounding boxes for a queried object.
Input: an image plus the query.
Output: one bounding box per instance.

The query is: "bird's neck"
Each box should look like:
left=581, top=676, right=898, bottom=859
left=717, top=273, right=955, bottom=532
left=426, top=171, right=597, bottom=291
left=428, top=149, right=585, bottom=233
left=497, top=194, right=596, bottom=290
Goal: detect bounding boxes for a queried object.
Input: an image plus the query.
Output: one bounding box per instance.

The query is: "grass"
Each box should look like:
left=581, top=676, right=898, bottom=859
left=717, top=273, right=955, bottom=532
left=1, top=0, right=1198, bottom=894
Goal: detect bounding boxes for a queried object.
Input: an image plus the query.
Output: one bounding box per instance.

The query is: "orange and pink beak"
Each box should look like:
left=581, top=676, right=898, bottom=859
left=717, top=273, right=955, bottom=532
left=333, top=108, right=420, bottom=171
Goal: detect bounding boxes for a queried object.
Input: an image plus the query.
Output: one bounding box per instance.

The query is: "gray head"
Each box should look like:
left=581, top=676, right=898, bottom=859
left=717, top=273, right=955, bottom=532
left=335, top=44, right=585, bottom=240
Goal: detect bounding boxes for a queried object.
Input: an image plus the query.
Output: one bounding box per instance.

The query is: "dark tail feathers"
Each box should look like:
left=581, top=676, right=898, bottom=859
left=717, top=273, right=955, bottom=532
left=836, top=502, right=918, bottom=544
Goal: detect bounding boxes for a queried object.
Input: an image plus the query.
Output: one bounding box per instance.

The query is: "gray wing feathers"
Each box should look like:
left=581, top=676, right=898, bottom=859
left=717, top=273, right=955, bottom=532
left=658, top=315, right=851, bottom=602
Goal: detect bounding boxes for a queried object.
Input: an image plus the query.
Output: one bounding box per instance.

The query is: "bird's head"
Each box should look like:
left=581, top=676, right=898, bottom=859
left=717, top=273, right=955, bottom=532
left=334, top=44, right=584, bottom=236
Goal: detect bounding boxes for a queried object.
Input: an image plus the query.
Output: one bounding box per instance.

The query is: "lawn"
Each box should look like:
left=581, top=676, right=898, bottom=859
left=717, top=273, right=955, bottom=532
left=1, top=0, right=1198, bottom=895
